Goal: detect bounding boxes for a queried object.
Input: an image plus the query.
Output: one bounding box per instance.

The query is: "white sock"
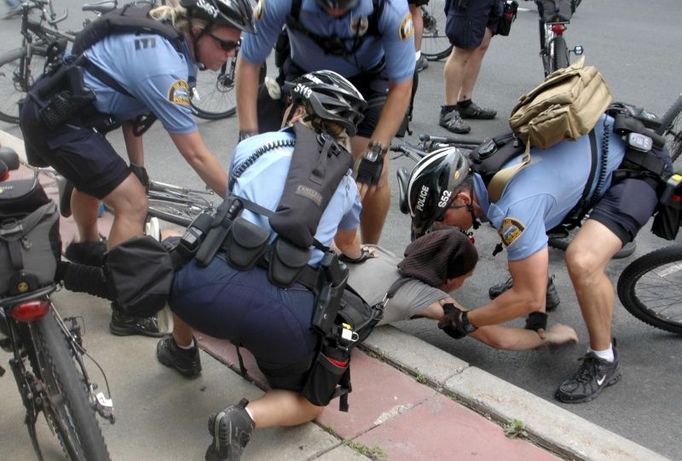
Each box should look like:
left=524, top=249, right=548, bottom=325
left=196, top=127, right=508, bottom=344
left=177, top=338, right=195, bottom=350
left=415, top=51, right=421, bottom=61
left=588, top=344, right=614, bottom=362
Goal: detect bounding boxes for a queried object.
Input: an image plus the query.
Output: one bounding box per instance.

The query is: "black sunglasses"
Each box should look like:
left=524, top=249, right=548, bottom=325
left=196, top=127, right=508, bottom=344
left=207, top=32, right=240, bottom=52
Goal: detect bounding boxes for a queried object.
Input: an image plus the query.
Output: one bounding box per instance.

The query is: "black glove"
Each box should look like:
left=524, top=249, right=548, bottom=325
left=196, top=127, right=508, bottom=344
left=438, top=303, right=476, bottom=339
left=524, top=312, right=548, bottom=331
left=339, top=247, right=375, bottom=264
left=129, top=164, right=149, bottom=192
left=356, top=156, right=384, bottom=186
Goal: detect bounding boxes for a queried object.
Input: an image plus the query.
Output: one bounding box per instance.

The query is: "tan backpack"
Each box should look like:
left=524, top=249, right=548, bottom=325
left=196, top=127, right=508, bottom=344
left=487, top=57, right=613, bottom=201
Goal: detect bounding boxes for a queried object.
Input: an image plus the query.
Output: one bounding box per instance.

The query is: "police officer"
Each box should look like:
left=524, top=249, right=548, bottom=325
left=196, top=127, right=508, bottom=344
left=405, top=114, right=671, bottom=403
left=19, top=0, right=253, bottom=336
left=156, top=71, right=367, bottom=461
left=236, top=0, right=416, bottom=244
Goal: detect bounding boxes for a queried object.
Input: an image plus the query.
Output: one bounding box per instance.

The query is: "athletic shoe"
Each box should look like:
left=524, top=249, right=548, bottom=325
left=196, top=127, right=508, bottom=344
left=205, top=399, right=255, bottom=461
left=488, top=275, right=560, bottom=311
left=555, top=342, right=621, bottom=403
left=415, top=55, right=429, bottom=73
left=457, top=101, right=497, bottom=120
left=64, top=240, right=107, bottom=267
left=156, top=335, right=202, bottom=378
left=110, top=308, right=163, bottom=337
left=439, top=109, right=471, bottom=134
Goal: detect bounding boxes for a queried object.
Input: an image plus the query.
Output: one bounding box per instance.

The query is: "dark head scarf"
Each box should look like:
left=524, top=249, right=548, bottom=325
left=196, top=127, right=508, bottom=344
left=397, top=228, right=478, bottom=287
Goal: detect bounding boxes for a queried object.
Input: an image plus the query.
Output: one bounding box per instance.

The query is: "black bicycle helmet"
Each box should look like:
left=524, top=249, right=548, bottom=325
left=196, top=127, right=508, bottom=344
left=315, top=0, right=359, bottom=11
left=181, top=0, right=255, bottom=33
left=407, top=147, right=471, bottom=239
left=285, top=70, right=367, bottom=137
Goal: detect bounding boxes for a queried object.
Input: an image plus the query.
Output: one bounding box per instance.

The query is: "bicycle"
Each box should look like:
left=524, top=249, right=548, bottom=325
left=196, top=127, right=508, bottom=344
left=532, top=0, right=583, bottom=77
left=0, top=147, right=114, bottom=460
left=615, top=95, right=682, bottom=334
left=420, top=1, right=452, bottom=62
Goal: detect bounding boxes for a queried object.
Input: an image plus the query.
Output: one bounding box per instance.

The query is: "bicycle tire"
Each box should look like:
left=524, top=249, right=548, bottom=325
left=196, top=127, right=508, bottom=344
left=420, top=0, right=453, bottom=61
left=617, top=244, right=682, bottom=334
left=190, top=59, right=237, bottom=120
left=656, top=95, right=682, bottom=162
left=550, top=35, right=569, bottom=74
left=33, top=308, right=111, bottom=460
left=0, top=47, right=46, bottom=124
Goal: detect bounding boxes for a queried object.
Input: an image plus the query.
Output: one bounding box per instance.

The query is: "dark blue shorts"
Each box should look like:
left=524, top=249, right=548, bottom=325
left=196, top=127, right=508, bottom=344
left=446, top=0, right=502, bottom=48
left=20, top=94, right=129, bottom=199
left=589, top=178, right=659, bottom=245
left=169, top=254, right=319, bottom=391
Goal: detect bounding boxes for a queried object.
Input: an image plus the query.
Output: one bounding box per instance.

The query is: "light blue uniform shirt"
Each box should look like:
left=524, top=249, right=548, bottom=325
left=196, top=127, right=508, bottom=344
left=474, top=115, right=627, bottom=261
left=243, top=0, right=415, bottom=81
left=82, top=33, right=197, bottom=134
left=230, top=129, right=362, bottom=266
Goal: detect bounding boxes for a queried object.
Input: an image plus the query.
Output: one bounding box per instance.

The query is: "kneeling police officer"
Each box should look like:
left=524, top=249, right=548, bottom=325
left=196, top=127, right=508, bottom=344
left=157, top=70, right=369, bottom=461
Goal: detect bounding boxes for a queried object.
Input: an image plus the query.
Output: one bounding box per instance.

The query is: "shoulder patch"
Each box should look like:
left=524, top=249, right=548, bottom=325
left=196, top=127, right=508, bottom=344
left=500, top=217, right=525, bottom=247
left=254, top=0, right=264, bottom=21
left=399, top=12, right=414, bottom=40
left=167, top=80, right=190, bottom=106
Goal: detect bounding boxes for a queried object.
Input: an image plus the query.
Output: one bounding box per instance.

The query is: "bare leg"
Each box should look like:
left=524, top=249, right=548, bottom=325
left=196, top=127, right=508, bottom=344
left=565, top=220, right=622, bottom=350
left=101, top=173, right=148, bottom=248
left=171, top=315, right=194, bottom=347
left=246, top=389, right=324, bottom=428
left=71, top=189, right=101, bottom=242
left=458, top=27, right=493, bottom=102
left=443, top=46, right=475, bottom=105
left=351, top=136, right=390, bottom=244
left=409, top=4, right=424, bottom=52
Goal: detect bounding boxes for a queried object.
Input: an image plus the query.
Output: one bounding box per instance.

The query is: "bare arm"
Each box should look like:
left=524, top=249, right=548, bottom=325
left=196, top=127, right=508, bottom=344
left=235, top=57, right=262, bottom=134
left=169, top=131, right=228, bottom=197
left=122, top=121, right=144, bottom=166
left=334, top=228, right=362, bottom=259
left=465, top=249, right=549, bottom=328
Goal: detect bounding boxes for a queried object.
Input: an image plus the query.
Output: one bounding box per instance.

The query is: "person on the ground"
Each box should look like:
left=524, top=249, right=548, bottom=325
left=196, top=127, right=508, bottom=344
left=405, top=117, right=672, bottom=403
left=156, top=70, right=368, bottom=461
left=349, top=228, right=578, bottom=349
left=236, top=0, right=416, bottom=244
left=409, top=0, right=429, bottom=72
left=19, top=0, right=254, bottom=337
left=440, top=0, right=501, bottom=134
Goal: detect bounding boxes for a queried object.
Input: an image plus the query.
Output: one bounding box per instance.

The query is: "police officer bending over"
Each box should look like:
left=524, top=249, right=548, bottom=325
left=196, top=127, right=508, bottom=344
left=236, top=0, right=416, bottom=244
left=157, top=71, right=368, bottom=461
left=406, top=114, right=671, bottom=403
left=19, top=0, right=253, bottom=336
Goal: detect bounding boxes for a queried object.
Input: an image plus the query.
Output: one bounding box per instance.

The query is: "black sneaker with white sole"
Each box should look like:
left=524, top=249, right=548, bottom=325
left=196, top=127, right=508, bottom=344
left=110, top=308, right=163, bottom=338
left=439, top=108, right=471, bottom=134
left=205, top=399, right=255, bottom=461
left=555, top=343, right=621, bottom=403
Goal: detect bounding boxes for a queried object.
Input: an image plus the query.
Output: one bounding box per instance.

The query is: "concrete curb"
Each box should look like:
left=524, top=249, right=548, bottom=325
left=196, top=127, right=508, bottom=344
left=361, top=325, right=669, bottom=461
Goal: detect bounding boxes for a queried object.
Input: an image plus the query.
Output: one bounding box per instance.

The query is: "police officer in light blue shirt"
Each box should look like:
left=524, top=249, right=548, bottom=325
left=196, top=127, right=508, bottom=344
left=20, top=0, right=254, bottom=336
left=405, top=114, right=671, bottom=404
left=161, top=71, right=368, bottom=461
left=237, top=0, right=416, bottom=245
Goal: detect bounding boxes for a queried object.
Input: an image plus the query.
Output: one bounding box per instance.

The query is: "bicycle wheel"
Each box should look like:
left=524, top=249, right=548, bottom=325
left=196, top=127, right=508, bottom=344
left=550, top=35, right=569, bottom=74
left=190, top=59, right=237, bottom=120
left=656, top=95, right=682, bottom=162
left=32, top=307, right=110, bottom=460
left=617, top=245, right=682, bottom=334
left=0, top=47, right=46, bottom=124
left=420, top=1, right=453, bottom=61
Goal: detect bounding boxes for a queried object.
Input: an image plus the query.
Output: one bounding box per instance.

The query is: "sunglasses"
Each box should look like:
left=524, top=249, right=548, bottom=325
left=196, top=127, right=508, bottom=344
left=207, top=32, right=240, bottom=52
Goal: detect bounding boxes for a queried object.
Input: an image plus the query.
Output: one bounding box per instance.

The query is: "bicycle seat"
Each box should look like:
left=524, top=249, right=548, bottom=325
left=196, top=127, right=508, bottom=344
left=0, top=147, right=20, bottom=171
left=82, top=0, right=117, bottom=14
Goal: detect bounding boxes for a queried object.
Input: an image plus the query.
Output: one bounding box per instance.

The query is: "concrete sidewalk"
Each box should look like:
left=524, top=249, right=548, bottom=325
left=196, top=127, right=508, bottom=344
left=0, top=130, right=669, bottom=460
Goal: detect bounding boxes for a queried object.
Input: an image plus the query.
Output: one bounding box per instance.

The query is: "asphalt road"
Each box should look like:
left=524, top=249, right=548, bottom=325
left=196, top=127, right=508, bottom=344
left=1, top=0, right=681, bottom=458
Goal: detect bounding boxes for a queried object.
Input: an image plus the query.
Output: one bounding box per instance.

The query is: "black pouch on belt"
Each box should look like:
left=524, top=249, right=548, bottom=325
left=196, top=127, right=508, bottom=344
left=223, top=216, right=270, bottom=271
left=268, top=237, right=310, bottom=288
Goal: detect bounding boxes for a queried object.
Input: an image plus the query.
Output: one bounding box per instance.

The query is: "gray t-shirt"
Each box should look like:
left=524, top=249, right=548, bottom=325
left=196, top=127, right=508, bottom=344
left=347, top=246, right=447, bottom=325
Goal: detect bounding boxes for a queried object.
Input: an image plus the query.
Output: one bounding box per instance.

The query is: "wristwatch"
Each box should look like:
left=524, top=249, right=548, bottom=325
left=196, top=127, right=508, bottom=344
left=461, top=311, right=477, bottom=334
left=364, top=141, right=388, bottom=162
